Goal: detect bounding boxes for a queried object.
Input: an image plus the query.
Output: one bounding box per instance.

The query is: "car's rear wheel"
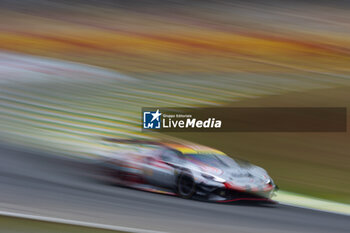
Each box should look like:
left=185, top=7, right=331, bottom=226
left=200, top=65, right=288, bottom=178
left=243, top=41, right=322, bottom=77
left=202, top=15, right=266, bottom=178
left=177, top=172, right=196, bottom=199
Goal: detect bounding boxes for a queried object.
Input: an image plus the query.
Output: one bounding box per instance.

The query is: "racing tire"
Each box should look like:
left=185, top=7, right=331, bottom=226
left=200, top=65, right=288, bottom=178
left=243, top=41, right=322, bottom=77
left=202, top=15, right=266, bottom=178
left=177, top=171, right=196, bottom=199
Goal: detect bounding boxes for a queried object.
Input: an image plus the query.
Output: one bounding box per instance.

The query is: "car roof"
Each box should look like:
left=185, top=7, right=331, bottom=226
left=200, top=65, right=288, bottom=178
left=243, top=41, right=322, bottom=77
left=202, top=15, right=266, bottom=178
left=103, top=138, right=227, bottom=156
left=161, top=142, right=226, bottom=156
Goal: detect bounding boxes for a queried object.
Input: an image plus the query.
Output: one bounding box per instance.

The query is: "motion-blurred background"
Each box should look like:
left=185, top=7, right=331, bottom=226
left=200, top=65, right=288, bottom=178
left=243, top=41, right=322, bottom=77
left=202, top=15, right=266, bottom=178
left=0, top=0, right=349, bottom=204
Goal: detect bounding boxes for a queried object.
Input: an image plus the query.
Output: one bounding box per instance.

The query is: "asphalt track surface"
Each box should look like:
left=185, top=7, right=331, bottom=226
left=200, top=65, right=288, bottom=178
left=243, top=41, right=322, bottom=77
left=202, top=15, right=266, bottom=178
left=0, top=145, right=349, bottom=233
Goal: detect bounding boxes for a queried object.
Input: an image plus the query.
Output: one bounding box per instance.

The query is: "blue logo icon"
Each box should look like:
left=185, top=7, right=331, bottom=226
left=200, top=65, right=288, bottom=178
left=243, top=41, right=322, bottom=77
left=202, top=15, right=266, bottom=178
left=143, top=109, right=162, bottom=129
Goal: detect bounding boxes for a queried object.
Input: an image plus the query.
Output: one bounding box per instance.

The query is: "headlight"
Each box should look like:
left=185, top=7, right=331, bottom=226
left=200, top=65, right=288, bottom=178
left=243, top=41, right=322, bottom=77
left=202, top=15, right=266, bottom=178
left=201, top=173, right=225, bottom=183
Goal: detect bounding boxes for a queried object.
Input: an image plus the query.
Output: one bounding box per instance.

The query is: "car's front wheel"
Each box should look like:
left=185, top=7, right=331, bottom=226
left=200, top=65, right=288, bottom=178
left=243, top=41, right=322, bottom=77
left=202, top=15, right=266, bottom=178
left=177, top=171, right=196, bottom=199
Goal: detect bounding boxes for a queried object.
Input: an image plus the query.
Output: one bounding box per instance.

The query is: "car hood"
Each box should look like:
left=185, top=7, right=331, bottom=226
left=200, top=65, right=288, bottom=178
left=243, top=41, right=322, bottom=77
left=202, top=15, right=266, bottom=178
left=195, top=161, right=273, bottom=191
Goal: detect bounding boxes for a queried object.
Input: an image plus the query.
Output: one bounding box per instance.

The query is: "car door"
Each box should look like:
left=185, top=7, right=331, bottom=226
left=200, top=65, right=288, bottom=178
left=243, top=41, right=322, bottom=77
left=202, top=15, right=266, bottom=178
left=143, top=149, right=180, bottom=188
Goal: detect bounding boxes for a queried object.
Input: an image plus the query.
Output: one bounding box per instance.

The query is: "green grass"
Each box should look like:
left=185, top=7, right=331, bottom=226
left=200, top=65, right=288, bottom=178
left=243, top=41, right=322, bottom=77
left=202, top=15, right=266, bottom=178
left=0, top=216, right=125, bottom=233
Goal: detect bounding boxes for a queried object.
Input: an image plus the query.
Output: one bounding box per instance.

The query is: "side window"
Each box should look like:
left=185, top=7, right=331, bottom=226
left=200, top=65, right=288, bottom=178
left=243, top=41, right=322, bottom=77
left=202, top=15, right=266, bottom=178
left=161, top=150, right=181, bottom=164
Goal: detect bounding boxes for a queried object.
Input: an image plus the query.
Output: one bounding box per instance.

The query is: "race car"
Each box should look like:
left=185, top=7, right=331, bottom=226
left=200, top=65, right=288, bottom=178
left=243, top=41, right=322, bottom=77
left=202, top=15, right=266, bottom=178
left=100, top=138, right=277, bottom=202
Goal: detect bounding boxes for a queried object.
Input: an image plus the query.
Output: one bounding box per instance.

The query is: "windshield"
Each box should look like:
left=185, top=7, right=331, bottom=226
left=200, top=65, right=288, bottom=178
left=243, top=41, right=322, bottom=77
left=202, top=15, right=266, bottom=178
left=184, top=153, right=238, bottom=168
